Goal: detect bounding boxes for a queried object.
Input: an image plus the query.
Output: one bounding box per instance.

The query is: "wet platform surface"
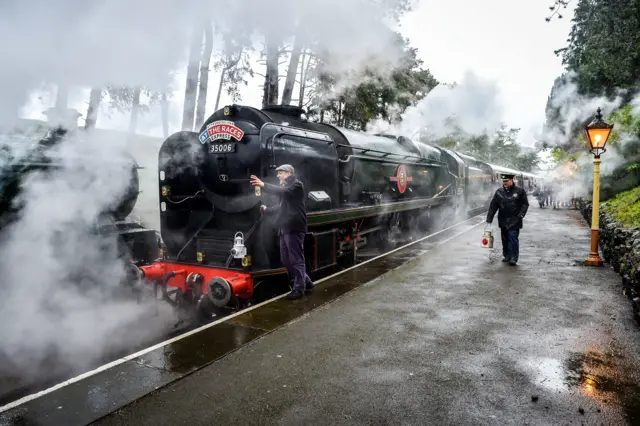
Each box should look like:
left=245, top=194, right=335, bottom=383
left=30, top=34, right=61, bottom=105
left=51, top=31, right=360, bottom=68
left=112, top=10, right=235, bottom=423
left=0, top=214, right=484, bottom=426
left=85, top=207, right=640, bottom=426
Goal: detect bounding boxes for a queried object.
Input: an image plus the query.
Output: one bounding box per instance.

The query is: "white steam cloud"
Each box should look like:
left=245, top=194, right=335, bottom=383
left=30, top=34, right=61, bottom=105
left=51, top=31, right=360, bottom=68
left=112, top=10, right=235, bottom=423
left=541, top=72, right=625, bottom=148
left=367, top=71, right=505, bottom=141
left=0, top=132, right=175, bottom=383
left=542, top=71, right=640, bottom=179
left=0, top=0, right=423, bottom=392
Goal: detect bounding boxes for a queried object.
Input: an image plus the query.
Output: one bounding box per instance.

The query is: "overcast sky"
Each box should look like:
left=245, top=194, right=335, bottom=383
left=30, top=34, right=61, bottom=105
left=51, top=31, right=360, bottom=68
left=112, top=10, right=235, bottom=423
left=21, top=0, right=576, bottom=148
left=400, top=0, right=575, bottom=146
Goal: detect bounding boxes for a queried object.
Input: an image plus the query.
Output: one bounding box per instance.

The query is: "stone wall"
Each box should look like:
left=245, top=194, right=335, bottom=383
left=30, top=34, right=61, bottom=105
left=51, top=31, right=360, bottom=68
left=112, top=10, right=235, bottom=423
left=578, top=199, right=640, bottom=324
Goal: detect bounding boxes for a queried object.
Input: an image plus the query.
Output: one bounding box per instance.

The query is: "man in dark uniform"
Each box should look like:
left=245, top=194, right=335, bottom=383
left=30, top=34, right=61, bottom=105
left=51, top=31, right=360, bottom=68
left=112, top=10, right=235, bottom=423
left=486, top=173, right=529, bottom=266
left=250, top=165, right=314, bottom=300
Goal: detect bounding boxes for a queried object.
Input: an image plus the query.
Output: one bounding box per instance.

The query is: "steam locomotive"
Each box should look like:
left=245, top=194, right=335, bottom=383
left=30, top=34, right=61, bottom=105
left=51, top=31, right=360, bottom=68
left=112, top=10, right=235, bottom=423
left=136, top=104, right=541, bottom=322
left=0, top=127, right=159, bottom=269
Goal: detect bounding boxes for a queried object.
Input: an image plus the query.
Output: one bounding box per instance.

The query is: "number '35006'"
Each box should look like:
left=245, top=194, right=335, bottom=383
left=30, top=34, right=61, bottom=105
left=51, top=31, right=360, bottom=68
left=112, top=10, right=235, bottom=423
left=210, top=143, right=234, bottom=153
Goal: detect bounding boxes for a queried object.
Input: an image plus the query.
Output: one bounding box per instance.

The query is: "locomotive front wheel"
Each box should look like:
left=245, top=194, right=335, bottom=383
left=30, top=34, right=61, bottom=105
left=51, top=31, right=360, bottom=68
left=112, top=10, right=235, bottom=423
left=195, top=294, right=232, bottom=324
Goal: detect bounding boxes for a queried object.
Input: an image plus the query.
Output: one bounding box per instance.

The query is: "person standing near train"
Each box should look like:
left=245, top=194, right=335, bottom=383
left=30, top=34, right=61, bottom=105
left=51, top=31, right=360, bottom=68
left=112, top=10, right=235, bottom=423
left=486, top=173, right=529, bottom=266
left=250, top=165, right=314, bottom=300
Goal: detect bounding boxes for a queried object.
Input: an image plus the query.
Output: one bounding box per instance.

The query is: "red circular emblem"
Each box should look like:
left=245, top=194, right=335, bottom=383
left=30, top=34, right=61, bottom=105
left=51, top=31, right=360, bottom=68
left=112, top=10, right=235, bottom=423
left=390, top=164, right=412, bottom=194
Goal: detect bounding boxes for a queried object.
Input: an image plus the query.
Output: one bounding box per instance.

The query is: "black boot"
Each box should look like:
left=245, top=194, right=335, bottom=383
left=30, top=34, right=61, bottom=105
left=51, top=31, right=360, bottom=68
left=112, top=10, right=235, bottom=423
left=285, top=290, right=304, bottom=300
left=509, top=259, right=517, bottom=266
left=305, top=281, right=315, bottom=293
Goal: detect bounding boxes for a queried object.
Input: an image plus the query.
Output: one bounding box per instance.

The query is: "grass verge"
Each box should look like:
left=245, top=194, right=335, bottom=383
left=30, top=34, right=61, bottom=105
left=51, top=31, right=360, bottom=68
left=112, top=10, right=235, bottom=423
left=603, top=186, right=640, bottom=228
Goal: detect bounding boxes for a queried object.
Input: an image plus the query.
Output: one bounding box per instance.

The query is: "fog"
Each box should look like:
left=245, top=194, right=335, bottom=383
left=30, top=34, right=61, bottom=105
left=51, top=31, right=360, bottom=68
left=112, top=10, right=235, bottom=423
left=367, top=71, right=505, bottom=141
left=0, top=0, right=429, bottom=394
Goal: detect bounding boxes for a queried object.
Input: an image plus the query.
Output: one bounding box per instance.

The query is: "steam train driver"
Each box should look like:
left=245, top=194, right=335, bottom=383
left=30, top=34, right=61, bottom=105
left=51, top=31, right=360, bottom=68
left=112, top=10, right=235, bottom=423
left=486, top=173, right=529, bottom=266
left=250, top=165, right=314, bottom=300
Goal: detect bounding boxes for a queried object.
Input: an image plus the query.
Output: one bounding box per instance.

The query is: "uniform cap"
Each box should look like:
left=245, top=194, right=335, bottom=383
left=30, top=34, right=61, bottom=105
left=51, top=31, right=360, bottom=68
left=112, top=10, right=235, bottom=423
left=501, top=173, right=515, bottom=180
left=275, top=164, right=294, bottom=173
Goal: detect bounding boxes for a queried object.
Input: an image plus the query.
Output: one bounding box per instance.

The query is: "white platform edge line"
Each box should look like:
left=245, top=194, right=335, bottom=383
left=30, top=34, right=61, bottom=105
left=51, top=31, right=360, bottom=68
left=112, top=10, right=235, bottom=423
left=0, top=213, right=485, bottom=413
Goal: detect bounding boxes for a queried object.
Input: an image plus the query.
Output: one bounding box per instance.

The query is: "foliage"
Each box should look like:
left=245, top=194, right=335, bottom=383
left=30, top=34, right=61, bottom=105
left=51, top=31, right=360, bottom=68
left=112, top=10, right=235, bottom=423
left=550, top=147, right=578, bottom=166
left=555, top=0, right=640, bottom=97
left=545, top=0, right=571, bottom=21
left=607, top=104, right=640, bottom=145
left=311, top=33, right=438, bottom=130
left=544, top=0, right=640, bottom=163
left=542, top=74, right=589, bottom=151
left=212, top=36, right=254, bottom=105
left=603, top=185, right=640, bottom=227
left=103, top=86, right=162, bottom=115
left=432, top=124, right=541, bottom=172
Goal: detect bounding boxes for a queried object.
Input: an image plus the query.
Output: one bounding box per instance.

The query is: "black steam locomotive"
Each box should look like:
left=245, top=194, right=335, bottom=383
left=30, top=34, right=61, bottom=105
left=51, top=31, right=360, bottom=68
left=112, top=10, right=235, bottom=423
left=0, top=127, right=159, bottom=268
left=138, top=104, right=540, bottom=321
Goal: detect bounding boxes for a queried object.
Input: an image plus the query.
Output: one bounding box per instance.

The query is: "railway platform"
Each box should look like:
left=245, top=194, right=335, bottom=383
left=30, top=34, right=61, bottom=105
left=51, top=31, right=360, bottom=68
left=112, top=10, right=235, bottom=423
left=3, top=207, right=640, bottom=425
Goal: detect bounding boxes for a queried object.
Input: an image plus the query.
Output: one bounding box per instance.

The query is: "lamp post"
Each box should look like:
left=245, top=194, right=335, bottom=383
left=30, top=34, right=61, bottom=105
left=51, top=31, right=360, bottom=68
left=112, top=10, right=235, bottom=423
left=584, top=107, right=614, bottom=267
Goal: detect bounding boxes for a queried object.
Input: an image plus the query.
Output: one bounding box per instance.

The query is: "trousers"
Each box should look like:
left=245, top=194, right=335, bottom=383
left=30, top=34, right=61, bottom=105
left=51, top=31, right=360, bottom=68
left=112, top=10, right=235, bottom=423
left=279, top=231, right=312, bottom=292
left=500, top=228, right=520, bottom=261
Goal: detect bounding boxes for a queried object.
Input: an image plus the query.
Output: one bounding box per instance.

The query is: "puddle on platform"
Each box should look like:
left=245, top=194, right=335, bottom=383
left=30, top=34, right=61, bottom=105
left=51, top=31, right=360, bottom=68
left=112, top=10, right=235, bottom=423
left=522, top=346, right=640, bottom=423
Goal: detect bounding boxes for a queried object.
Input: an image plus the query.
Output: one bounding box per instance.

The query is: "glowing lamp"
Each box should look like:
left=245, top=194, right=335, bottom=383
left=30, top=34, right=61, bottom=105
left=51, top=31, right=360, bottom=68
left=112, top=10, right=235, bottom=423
left=584, top=107, right=613, bottom=157
left=482, top=238, right=488, bottom=245
left=584, top=107, right=612, bottom=267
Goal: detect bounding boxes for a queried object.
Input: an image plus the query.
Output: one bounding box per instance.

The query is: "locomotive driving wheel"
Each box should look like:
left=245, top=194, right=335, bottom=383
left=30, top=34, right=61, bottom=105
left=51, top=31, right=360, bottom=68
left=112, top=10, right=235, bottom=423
left=194, top=294, right=236, bottom=324
left=383, top=213, right=402, bottom=249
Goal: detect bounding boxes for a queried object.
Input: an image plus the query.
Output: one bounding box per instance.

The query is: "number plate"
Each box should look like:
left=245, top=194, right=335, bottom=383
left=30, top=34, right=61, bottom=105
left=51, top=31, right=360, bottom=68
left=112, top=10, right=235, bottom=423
left=209, top=143, right=236, bottom=154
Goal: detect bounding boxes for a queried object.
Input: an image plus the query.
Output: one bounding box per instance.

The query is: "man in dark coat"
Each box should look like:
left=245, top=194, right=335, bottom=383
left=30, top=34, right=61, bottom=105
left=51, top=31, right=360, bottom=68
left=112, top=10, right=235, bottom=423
left=486, top=173, right=529, bottom=266
left=250, top=165, right=313, bottom=300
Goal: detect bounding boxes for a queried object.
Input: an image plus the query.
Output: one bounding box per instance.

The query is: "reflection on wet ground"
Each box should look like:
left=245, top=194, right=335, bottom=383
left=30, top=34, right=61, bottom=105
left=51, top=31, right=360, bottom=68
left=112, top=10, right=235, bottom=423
left=565, top=347, right=640, bottom=422
left=522, top=346, right=640, bottom=422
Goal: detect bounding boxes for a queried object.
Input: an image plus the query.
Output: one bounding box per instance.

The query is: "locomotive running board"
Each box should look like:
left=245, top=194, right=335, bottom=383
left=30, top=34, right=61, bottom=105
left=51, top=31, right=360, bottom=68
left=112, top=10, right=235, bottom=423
left=307, top=195, right=453, bottom=226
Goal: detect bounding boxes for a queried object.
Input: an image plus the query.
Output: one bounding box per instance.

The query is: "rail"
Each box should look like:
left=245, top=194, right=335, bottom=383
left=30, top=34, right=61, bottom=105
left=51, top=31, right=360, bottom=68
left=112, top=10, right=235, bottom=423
left=336, top=144, right=427, bottom=162
left=338, top=154, right=446, bottom=168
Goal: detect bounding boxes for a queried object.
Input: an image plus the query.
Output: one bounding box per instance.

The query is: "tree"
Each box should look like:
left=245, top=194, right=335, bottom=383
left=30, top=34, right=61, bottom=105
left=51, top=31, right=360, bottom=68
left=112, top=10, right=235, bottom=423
left=128, top=87, right=141, bottom=134
left=310, top=33, right=438, bottom=130
left=161, top=92, right=169, bottom=138
left=258, top=0, right=414, bottom=109
left=281, top=34, right=304, bottom=105
left=102, top=86, right=162, bottom=134
left=513, top=151, right=541, bottom=172
left=432, top=123, right=542, bottom=172
left=486, top=125, right=520, bottom=165
left=261, top=35, right=280, bottom=108
left=212, top=35, right=254, bottom=111
left=82, top=85, right=168, bottom=134
left=195, top=22, right=214, bottom=128
left=297, top=48, right=321, bottom=107
left=84, top=88, right=102, bottom=130
left=555, top=0, right=640, bottom=97
left=182, top=25, right=205, bottom=131
left=545, top=0, right=571, bottom=21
